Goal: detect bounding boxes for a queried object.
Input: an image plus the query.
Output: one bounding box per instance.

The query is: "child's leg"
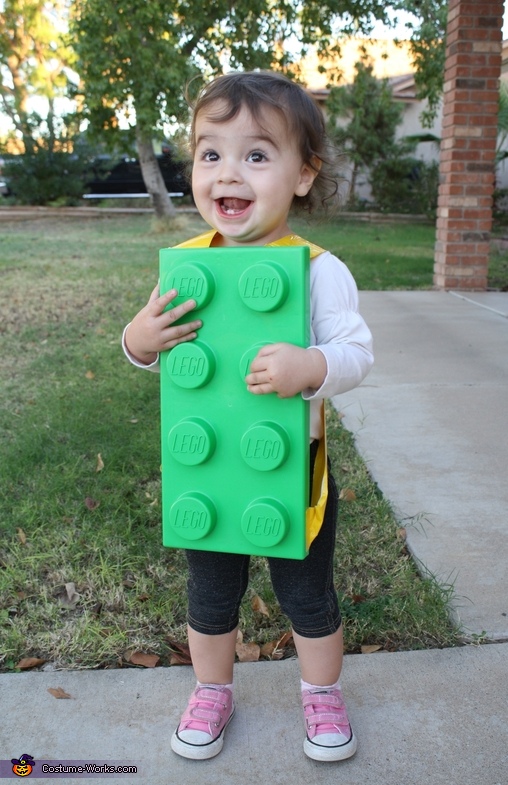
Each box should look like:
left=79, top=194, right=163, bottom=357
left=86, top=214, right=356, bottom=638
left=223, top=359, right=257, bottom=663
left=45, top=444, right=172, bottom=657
left=269, top=458, right=356, bottom=761
left=187, top=625, right=237, bottom=684
left=171, top=550, right=249, bottom=760
left=292, top=626, right=343, bottom=685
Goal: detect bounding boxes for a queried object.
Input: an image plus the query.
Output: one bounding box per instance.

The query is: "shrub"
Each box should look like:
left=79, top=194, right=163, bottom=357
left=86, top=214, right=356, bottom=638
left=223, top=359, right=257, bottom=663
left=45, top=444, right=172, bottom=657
left=370, top=156, right=439, bottom=217
left=3, top=148, right=90, bottom=206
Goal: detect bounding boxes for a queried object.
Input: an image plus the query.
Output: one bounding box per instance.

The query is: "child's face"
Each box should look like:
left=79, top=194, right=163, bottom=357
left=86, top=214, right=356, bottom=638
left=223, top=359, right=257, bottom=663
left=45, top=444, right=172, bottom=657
left=192, top=103, right=317, bottom=247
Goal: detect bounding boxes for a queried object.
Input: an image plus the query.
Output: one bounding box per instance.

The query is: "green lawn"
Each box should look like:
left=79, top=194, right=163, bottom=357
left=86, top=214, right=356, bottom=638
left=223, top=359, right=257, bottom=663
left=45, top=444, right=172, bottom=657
left=0, top=211, right=481, bottom=671
left=293, top=216, right=437, bottom=289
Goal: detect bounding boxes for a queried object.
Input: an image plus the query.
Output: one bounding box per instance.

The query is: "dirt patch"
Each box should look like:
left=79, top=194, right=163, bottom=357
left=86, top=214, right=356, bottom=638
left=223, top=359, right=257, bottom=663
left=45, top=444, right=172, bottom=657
left=0, top=273, right=108, bottom=338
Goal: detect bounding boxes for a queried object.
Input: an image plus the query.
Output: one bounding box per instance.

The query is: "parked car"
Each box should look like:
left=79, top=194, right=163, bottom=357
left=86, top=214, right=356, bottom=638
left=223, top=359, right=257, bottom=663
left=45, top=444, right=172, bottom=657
left=0, top=157, right=9, bottom=196
left=85, top=146, right=191, bottom=196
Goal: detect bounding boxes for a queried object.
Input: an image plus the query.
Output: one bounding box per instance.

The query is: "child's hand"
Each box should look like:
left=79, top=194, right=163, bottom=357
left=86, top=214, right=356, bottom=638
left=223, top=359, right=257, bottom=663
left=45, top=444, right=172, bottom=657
left=125, top=284, right=202, bottom=365
left=245, top=343, right=327, bottom=398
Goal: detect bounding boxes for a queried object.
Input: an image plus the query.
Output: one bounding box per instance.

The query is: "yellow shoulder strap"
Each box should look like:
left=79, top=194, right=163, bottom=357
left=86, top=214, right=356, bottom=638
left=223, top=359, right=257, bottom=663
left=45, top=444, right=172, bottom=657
left=174, top=230, right=217, bottom=249
left=266, top=233, right=325, bottom=260
left=174, top=231, right=326, bottom=259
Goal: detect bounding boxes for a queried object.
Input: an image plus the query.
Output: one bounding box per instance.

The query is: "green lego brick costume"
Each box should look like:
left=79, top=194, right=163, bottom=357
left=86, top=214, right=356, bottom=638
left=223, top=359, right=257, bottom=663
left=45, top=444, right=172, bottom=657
left=174, top=229, right=328, bottom=550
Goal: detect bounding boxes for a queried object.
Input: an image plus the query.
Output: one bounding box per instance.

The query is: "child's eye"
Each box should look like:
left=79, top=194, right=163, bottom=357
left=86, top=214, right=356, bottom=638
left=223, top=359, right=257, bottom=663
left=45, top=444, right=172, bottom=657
left=247, top=151, right=267, bottom=163
left=202, top=150, right=219, bottom=162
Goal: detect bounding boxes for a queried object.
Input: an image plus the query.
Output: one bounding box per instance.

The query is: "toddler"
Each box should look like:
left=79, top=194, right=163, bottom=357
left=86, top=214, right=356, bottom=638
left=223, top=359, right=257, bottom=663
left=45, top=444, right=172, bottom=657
left=123, top=71, right=373, bottom=762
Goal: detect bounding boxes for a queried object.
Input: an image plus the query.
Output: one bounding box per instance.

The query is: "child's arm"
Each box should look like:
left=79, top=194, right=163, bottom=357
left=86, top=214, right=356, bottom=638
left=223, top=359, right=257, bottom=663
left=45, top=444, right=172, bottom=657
left=124, top=284, right=202, bottom=366
left=245, top=251, right=373, bottom=399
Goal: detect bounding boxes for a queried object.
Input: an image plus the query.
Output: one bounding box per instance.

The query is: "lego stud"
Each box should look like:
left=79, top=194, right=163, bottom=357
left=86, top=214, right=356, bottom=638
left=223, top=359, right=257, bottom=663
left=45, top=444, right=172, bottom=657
left=163, top=263, right=215, bottom=310
left=169, top=417, right=216, bottom=465
left=166, top=341, right=216, bottom=388
left=241, top=498, right=289, bottom=547
left=240, top=421, right=289, bottom=471
left=238, top=263, right=289, bottom=312
left=168, top=492, right=216, bottom=540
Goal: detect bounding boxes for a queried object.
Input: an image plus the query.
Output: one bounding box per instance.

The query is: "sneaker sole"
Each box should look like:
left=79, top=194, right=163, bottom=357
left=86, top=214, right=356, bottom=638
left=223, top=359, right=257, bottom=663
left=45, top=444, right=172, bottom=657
left=303, top=730, right=357, bottom=762
left=170, top=705, right=236, bottom=760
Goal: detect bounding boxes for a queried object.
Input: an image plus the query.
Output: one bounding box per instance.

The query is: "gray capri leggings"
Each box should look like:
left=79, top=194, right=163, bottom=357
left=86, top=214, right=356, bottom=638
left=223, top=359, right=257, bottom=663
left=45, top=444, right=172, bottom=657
left=185, top=440, right=342, bottom=639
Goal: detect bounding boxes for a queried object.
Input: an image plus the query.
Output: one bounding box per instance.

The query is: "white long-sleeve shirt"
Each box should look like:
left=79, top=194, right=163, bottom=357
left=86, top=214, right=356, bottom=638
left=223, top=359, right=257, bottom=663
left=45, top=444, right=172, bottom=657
left=122, top=247, right=373, bottom=440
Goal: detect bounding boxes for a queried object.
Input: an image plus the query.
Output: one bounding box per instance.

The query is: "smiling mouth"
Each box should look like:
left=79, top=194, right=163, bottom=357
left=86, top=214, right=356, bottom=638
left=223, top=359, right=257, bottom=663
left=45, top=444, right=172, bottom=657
left=217, top=197, right=252, bottom=215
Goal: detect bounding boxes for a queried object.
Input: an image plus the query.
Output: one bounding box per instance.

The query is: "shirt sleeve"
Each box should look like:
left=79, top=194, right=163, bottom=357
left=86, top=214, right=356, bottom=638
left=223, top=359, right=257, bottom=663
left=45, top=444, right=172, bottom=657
left=121, top=324, right=160, bottom=373
left=302, top=251, right=374, bottom=400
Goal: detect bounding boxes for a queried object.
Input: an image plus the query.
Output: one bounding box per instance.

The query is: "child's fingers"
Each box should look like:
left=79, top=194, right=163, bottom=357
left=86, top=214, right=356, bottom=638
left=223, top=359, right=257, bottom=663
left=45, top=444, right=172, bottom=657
left=153, top=287, right=179, bottom=311
left=246, top=380, right=275, bottom=396
left=148, top=282, right=161, bottom=302
left=164, top=297, right=198, bottom=324
left=254, top=342, right=281, bottom=358
left=249, top=342, right=284, bottom=372
left=245, top=369, right=266, bottom=386
left=165, top=330, right=199, bottom=350
left=163, top=318, right=202, bottom=338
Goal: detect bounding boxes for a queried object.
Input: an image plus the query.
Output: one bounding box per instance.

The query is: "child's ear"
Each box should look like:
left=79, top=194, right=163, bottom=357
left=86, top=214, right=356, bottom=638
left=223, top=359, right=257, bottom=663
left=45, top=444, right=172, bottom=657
left=295, top=156, right=321, bottom=197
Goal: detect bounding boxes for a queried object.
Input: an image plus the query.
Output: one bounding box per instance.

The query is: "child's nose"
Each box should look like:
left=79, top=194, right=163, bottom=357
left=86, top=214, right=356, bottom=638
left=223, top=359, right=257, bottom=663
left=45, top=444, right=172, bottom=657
left=216, top=157, right=242, bottom=183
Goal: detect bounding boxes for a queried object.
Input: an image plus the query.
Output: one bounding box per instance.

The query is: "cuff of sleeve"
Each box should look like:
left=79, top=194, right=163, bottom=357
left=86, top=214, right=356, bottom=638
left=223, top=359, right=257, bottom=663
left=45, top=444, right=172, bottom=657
left=301, top=346, right=329, bottom=400
left=122, top=324, right=160, bottom=372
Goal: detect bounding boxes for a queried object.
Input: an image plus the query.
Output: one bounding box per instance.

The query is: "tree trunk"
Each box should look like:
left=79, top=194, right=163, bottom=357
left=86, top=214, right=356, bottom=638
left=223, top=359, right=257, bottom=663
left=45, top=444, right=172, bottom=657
left=135, top=129, right=177, bottom=218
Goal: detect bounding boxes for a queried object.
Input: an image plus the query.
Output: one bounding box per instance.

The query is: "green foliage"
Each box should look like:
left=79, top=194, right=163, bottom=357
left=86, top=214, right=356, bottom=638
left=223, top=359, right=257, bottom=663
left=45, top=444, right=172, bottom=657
left=1, top=109, right=96, bottom=205
left=370, top=156, right=439, bottom=216
left=496, top=81, right=508, bottom=163
left=327, top=57, right=404, bottom=172
left=0, top=0, right=76, bottom=150
left=326, top=56, right=441, bottom=216
left=2, top=147, right=89, bottom=205
left=71, top=0, right=196, bottom=139
left=397, top=0, right=448, bottom=127
left=70, top=0, right=447, bottom=143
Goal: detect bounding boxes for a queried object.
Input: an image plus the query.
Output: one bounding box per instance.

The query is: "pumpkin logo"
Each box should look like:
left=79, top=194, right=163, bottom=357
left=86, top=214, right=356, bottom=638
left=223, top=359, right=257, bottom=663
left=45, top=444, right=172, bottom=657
left=11, top=754, right=35, bottom=777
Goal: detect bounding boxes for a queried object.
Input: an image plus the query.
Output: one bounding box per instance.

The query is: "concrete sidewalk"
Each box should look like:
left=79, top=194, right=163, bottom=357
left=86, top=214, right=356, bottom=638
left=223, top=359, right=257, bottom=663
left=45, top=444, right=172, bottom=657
left=1, top=646, right=507, bottom=784
left=334, top=290, right=508, bottom=641
left=1, top=291, right=507, bottom=785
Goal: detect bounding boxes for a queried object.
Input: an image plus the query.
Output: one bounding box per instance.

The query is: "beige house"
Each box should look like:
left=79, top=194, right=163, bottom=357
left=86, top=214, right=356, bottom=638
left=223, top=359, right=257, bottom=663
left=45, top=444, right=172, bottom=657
left=303, top=38, right=508, bottom=201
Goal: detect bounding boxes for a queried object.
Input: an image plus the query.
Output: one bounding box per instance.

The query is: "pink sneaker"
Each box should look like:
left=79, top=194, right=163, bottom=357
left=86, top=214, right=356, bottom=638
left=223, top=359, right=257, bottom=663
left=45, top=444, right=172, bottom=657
left=171, top=685, right=235, bottom=760
left=302, top=688, right=357, bottom=761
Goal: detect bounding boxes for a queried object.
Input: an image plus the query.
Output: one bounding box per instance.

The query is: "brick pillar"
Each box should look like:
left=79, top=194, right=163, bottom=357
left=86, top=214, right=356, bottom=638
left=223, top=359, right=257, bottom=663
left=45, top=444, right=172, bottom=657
left=434, top=0, right=504, bottom=290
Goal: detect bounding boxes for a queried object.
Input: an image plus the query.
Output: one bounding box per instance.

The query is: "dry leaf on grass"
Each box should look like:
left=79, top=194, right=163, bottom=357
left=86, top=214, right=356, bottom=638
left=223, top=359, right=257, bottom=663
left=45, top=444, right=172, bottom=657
left=260, top=630, right=295, bottom=660
left=48, top=687, right=73, bottom=699
left=251, top=594, right=270, bottom=617
left=57, top=582, right=80, bottom=609
left=270, top=630, right=295, bottom=660
left=128, top=652, right=160, bottom=668
left=361, top=645, right=383, bottom=654
left=339, top=488, right=356, bottom=502
left=235, top=630, right=260, bottom=663
left=85, top=370, right=95, bottom=379
left=16, top=657, right=46, bottom=670
left=260, top=641, right=277, bottom=658
left=84, top=497, right=100, bottom=510
left=96, top=453, right=104, bottom=472
left=17, top=528, right=27, bottom=545
left=167, top=640, right=192, bottom=666
left=236, top=642, right=261, bottom=662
